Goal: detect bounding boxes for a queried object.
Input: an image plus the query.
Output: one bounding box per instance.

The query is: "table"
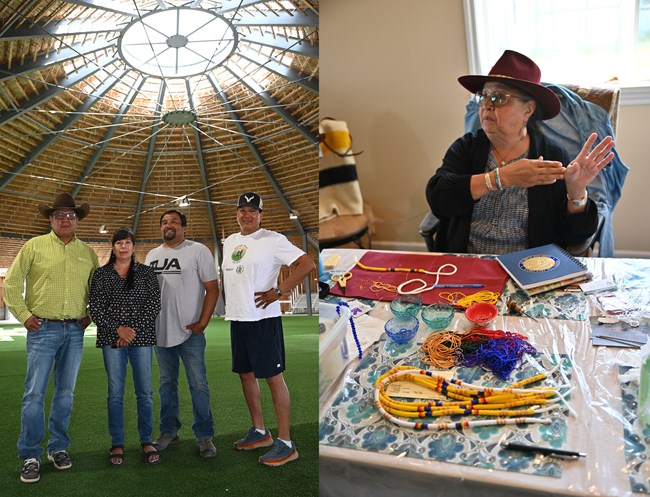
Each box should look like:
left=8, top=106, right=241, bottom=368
left=319, top=248, right=650, bottom=497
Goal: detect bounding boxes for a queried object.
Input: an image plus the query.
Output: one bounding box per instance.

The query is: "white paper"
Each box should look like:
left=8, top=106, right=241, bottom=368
left=579, top=278, right=617, bottom=294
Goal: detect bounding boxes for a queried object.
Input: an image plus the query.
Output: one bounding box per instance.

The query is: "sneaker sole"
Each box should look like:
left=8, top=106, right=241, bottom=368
left=234, top=435, right=273, bottom=451
left=259, top=449, right=299, bottom=467
left=20, top=475, right=40, bottom=483
left=47, top=454, right=71, bottom=470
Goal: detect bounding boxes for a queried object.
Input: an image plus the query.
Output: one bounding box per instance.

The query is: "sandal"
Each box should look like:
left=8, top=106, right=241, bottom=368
left=109, top=445, right=125, bottom=468
left=141, top=442, right=161, bottom=465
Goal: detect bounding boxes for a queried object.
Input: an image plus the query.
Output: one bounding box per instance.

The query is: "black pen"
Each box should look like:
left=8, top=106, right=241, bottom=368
left=501, top=442, right=586, bottom=459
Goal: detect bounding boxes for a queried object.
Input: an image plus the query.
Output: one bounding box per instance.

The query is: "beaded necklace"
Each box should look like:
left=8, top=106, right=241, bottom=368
left=491, top=134, right=527, bottom=167
left=374, top=366, right=563, bottom=431
left=355, top=260, right=457, bottom=295
left=438, top=290, right=500, bottom=309
left=370, top=281, right=399, bottom=293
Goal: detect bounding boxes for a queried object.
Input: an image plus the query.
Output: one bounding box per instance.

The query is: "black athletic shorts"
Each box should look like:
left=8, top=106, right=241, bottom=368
left=230, top=316, right=285, bottom=378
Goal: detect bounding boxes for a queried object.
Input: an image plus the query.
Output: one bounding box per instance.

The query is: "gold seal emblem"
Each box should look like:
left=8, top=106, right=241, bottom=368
left=519, top=255, right=559, bottom=272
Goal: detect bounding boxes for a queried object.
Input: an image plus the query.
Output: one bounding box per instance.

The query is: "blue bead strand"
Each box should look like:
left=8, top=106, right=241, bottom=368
left=336, top=301, right=363, bottom=359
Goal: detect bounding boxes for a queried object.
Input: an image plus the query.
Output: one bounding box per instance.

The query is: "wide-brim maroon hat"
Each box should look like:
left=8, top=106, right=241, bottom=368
left=458, top=50, right=561, bottom=120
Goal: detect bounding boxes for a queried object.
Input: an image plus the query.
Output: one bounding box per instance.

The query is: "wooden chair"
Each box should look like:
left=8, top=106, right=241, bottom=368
left=562, top=84, right=620, bottom=135
left=319, top=212, right=371, bottom=249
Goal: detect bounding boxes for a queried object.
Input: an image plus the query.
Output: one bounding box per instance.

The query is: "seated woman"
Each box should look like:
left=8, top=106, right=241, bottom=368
left=425, top=50, right=615, bottom=254
left=89, top=227, right=161, bottom=467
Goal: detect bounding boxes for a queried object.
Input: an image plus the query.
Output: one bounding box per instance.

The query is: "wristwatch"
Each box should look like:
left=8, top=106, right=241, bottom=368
left=272, top=286, right=282, bottom=296
left=567, top=192, right=588, bottom=207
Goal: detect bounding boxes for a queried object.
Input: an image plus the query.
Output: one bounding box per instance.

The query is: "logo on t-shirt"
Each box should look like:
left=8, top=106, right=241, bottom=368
left=231, top=245, right=247, bottom=263
left=149, top=258, right=181, bottom=275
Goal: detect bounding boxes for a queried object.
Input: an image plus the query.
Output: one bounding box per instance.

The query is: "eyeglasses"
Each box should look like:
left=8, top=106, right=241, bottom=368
left=53, top=212, right=77, bottom=220
left=474, top=91, right=526, bottom=107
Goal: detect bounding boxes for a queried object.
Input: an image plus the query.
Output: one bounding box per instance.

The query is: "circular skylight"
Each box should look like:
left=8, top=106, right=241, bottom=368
left=118, top=7, right=238, bottom=79
left=162, top=109, right=197, bottom=126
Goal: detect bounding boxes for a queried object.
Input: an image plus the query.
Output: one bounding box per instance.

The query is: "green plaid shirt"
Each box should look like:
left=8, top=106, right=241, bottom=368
left=4, top=230, right=99, bottom=324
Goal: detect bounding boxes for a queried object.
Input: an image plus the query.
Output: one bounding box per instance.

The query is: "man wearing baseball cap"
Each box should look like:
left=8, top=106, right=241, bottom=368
left=4, top=192, right=99, bottom=483
left=222, top=192, right=315, bottom=466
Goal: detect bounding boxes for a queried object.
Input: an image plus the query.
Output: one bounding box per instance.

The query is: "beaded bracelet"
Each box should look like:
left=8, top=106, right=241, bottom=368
left=484, top=171, right=494, bottom=191
left=494, top=167, right=504, bottom=190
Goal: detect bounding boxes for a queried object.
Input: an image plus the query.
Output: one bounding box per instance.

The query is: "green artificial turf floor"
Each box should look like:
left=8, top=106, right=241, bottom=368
left=0, top=316, right=318, bottom=497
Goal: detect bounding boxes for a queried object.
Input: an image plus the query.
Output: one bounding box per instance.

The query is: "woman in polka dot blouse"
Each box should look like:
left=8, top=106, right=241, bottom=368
left=89, top=227, right=161, bottom=467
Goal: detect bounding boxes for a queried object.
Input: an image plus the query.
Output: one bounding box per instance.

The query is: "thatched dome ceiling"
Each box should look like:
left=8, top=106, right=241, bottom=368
left=0, top=0, right=318, bottom=268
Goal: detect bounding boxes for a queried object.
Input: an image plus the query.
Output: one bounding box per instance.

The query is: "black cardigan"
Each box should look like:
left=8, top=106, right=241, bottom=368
left=425, top=129, right=598, bottom=253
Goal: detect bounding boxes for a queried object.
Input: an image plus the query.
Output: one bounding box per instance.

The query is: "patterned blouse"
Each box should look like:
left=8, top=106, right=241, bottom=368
left=468, top=150, right=529, bottom=255
left=89, top=262, right=161, bottom=347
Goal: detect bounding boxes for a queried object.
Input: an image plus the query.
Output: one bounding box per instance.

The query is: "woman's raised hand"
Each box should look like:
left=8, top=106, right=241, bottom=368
left=564, top=133, right=615, bottom=194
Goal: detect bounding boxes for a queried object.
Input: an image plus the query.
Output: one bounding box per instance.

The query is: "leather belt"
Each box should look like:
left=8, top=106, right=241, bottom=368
left=35, top=316, right=80, bottom=323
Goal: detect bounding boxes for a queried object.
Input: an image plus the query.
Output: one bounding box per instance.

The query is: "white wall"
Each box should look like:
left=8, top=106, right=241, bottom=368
left=613, top=105, right=650, bottom=257
left=321, top=0, right=650, bottom=257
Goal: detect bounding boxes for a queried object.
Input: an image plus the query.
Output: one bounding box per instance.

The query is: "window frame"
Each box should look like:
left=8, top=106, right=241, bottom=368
left=462, top=0, right=650, bottom=105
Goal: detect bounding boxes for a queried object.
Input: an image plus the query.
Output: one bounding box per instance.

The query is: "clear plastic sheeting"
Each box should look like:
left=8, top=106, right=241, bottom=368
left=319, top=249, right=650, bottom=497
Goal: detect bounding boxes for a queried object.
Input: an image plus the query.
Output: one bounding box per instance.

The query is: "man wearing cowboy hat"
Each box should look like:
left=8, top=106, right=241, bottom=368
left=4, top=192, right=99, bottom=483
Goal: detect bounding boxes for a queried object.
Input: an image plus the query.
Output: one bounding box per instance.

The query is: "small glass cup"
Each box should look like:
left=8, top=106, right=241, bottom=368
left=389, top=295, right=422, bottom=320
left=384, top=316, right=419, bottom=344
left=421, top=302, right=454, bottom=331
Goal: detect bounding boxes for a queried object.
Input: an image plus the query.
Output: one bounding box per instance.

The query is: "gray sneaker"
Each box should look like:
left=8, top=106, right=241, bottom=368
left=154, top=433, right=180, bottom=451
left=47, top=450, right=72, bottom=470
left=197, top=438, right=217, bottom=458
left=21, top=458, right=40, bottom=483
left=258, top=439, right=298, bottom=467
left=233, top=427, right=273, bottom=450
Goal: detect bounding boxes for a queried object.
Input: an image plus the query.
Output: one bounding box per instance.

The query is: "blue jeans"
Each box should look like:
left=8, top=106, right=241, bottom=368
left=155, top=333, right=214, bottom=440
left=17, top=320, right=84, bottom=461
left=102, top=346, right=154, bottom=446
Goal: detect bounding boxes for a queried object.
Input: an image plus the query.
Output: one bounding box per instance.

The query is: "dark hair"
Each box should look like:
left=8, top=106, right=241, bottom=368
left=160, top=209, right=187, bottom=227
left=500, top=83, right=543, bottom=130
left=107, top=227, right=136, bottom=290
left=515, top=88, right=543, bottom=129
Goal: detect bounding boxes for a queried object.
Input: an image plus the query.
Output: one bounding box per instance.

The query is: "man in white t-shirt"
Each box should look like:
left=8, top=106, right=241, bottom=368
left=222, top=193, right=315, bottom=466
left=145, top=209, right=219, bottom=458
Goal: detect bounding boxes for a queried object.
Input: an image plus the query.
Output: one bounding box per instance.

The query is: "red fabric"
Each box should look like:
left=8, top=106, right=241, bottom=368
left=329, top=251, right=509, bottom=305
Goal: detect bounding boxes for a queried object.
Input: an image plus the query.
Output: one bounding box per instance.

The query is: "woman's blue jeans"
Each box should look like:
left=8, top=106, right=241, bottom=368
left=155, top=332, right=214, bottom=440
left=17, top=320, right=84, bottom=461
left=102, top=345, right=154, bottom=446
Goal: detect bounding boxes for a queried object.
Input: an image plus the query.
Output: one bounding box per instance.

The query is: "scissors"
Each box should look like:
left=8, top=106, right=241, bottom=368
left=332, top=271, right=352, bottom=295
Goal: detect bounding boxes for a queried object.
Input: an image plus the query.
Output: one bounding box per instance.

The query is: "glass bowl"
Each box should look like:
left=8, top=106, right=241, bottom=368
left=465, top=302, right=498, bottom=326
left=421, top=302, right=454, bottom=330
left=389, top=294, right=422, bottom=320
left=384, top=316, right=419, bottom=344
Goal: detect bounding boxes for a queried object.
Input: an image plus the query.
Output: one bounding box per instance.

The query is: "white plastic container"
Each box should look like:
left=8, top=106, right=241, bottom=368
left=319, top=302, right=351, bottom=405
